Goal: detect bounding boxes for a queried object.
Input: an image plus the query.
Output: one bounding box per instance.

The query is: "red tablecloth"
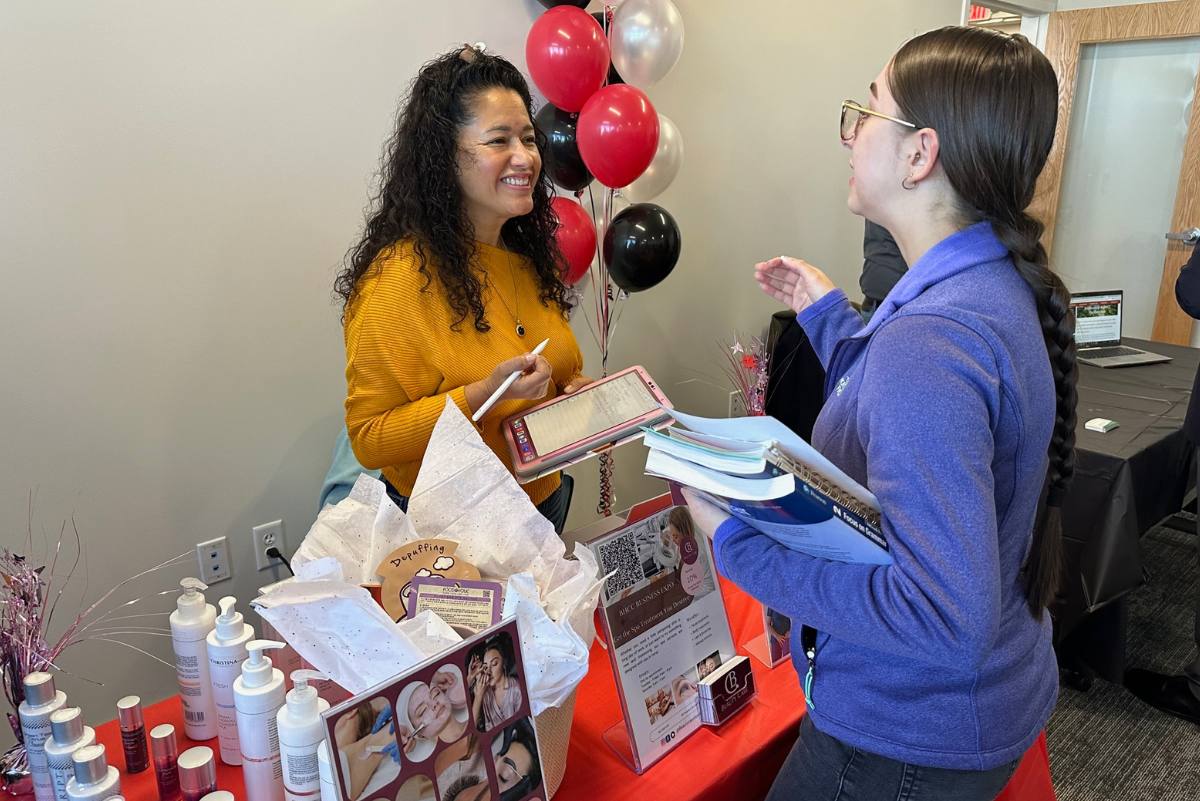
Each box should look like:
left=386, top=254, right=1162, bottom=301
left=80, top=577, right=1054, bottom=801
left=553, top=576, right=1056, bottom=801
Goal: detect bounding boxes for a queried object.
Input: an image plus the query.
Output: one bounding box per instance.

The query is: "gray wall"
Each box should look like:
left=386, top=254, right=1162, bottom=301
left=0, top=0, right=959, bottom=739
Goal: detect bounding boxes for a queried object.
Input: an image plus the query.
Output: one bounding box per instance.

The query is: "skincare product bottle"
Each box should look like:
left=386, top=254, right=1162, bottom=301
left=44, top=707, right=96, bottom=801
left=18, top=671, right=68, bottom=801
left=150, top=724, right=181, bottom=801
left=316, top=741, right=336, bottom=801
left=169, top=578, right=218, bottom=740
left=277, top=670, right=331, bottom=801
left=233, top=640, right=286, bottom=801
left=115, top=696, right=148, bottom=773
left=64, top=745, right=120, bottom=801
left=177, top=747, right=217, bottom=801
left=205, top=596, right=254, bottom=766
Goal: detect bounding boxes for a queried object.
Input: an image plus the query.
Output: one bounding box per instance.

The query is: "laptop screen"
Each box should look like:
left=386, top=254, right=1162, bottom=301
left=1070, top=291, right=1122, bottom=347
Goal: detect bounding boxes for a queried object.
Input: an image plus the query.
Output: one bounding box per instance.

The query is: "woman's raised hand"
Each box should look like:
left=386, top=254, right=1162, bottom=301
left=754, top=255, right=836, bottom=315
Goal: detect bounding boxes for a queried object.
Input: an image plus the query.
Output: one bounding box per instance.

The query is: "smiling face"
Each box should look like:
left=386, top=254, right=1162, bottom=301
left=844, top=66, right=912, bottom=228
left=407, top=682, right=451, bottom=737
left=496, top=740, right=533, bottom=793
left=455, top=87, right=541, bottom=243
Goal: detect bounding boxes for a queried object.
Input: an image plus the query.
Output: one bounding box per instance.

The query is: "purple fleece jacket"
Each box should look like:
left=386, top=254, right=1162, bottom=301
left=714, top=222, right=1058, bottom=770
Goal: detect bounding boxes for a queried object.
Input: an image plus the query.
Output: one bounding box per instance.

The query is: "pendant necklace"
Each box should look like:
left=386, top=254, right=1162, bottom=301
left=493, top=246, right=526, bottom=337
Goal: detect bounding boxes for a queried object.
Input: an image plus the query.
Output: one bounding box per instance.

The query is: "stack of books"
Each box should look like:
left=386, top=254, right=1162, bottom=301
left=643, top=409, right=891, bottom=565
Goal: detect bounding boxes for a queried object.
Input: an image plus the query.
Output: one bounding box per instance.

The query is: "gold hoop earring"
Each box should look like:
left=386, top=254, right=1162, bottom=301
left=901, top=176, right=917, bottom=191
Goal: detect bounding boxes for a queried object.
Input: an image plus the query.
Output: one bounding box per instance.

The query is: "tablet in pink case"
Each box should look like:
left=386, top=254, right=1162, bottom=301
left=504, top=365, right=673, bottom=483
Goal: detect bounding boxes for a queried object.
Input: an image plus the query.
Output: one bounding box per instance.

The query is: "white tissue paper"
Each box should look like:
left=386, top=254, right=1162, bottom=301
left=503, top=573, right=590, bottom=712
left=279, top=398, right=603, bottom=713
left=254, top=557, right=461, bottom=695
left=290, top=473, right=417, bottom=584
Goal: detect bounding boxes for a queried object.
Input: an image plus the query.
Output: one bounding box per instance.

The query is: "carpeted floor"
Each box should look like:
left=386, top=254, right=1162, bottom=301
left=1048, top=524, right=1200, bottom=801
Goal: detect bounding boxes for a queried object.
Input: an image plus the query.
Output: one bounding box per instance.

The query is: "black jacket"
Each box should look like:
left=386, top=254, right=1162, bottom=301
left=859, top=220, right=908, bottom=304
left=1173, top=242, right=1200, bottom=441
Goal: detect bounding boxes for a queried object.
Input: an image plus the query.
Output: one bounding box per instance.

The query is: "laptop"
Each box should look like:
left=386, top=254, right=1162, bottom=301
left=1070, top=290, right=1171, bottom=368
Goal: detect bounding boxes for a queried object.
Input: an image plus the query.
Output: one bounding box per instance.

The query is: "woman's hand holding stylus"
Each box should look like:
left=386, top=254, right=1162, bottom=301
left=466, top=350, right=552, bottom=419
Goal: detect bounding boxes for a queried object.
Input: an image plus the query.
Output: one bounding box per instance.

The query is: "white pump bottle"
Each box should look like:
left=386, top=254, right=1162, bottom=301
left=206, top=596, right=254, bottom=765
left=232, top=640, right=286, bottom=801
left=169, top=578, right=218, bottom=741
left=277, top=670, right=332, bottom=801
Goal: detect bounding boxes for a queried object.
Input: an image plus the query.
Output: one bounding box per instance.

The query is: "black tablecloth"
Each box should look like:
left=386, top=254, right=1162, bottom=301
left=1054, top=338, right=1198, bottom=637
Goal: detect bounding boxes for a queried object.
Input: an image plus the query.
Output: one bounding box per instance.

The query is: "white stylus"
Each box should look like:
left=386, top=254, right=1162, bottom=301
left=471, top=338, right=550, bottom=422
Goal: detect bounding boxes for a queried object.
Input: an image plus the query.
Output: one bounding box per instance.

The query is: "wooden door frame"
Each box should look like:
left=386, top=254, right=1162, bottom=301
left=1032, top=0, right=1200, bottom=344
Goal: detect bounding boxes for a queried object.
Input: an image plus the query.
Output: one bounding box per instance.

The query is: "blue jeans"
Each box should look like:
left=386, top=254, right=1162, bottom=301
left=765, top=716, right=1019, bottom=801
left=383, top=474, right=573, bottom=536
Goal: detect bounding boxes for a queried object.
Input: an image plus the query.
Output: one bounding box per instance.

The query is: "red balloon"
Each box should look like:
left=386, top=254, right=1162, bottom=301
left=550, top=196, right=597, bottom=285
left=577, top=85, right=660, bottom=189
left=526, top=7, right=610, bottom=113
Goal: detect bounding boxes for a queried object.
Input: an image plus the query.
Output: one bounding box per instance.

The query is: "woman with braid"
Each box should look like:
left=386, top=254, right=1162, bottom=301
left=685, top=27, right=1077, bottom=800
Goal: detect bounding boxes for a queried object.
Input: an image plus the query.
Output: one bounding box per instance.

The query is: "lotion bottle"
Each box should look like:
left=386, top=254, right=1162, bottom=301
left=277, top=670, right=331, bottom=801
left=64, top=745, right=120, bottom=801
left=316, top=741, right=336, bottom=801
left=232, top=640, right=286, bottom=801
left=43, top=707, right=95, bottom=801
left=205, top=596, right=254, bottom=765
left=17, top=671, right=68, bottom=801
left=169, top=578, right=217, bottom=740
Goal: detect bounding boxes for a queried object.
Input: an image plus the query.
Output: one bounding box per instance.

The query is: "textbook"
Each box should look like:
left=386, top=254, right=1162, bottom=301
left=643, top=410, right=892, bottom=565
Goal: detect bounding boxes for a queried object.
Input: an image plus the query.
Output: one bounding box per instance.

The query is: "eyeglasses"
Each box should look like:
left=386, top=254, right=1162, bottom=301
left=840, top=100, right=917, bottom=142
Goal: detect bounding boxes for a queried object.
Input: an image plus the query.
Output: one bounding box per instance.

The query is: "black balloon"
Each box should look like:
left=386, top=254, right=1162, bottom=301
left=534, top=103, right=593, bottom=192
left=590, top=12, right=625, bottom=85
left=538, top=0, right=589, bottom=7
left=603, top=204, right=681, bottom=293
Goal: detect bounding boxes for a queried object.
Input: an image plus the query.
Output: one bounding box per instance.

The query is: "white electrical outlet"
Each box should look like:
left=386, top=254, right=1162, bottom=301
left=196, top=536, right=232, bottom=583
left=728, top=390, right=746, bottom=418
left=252, top=519, right=285, bottom=571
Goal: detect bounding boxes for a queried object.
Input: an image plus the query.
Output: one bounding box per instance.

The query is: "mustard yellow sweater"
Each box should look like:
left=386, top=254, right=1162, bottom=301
left=344, top=239, right=583, bottom=505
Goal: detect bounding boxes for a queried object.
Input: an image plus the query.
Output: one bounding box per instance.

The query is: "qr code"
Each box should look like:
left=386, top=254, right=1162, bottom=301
left=598, top=534, right=643, bottom=600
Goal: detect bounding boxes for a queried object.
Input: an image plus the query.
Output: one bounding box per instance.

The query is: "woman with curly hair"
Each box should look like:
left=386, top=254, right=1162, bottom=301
left=337, top=44, right=589, bottom=532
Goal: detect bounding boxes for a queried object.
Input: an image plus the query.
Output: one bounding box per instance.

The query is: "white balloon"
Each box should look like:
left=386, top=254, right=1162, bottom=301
left=610, top=0, right=685, bottom=89
left=623, top=113, right=683, bottom=202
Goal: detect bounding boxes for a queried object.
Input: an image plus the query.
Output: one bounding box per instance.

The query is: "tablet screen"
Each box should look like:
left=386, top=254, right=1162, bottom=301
left=524, top=371, right=661, bottom=456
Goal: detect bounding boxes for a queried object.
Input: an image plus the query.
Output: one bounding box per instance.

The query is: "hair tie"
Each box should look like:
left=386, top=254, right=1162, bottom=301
left=458, top=42, right=486, bottom=63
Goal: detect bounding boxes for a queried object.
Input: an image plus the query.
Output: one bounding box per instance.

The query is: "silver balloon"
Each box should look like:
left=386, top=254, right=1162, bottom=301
left=622, top=113, right=682, bottom=202
left=610, top=0, right=685, bottom=89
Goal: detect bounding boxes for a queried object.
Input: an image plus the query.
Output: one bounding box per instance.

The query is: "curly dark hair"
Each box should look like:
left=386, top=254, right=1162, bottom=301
left=335, top=45, right=572, bottom=331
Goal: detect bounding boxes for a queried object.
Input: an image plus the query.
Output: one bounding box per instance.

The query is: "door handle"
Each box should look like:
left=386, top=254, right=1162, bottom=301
left=1165, top=227, right=1200, bottom=244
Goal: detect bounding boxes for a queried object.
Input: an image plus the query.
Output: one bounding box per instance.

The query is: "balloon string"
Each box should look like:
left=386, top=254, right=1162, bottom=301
left=597, top=184, right=616, bottom=516
left=586, top=184, right=606, bottom=352
left=575, top=189, right=602, bottom=352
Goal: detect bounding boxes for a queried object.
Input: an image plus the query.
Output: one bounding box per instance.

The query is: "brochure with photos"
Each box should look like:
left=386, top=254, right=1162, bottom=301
left=580, top=487, right=736, bottom=774
left=322, top=618, right=544, bottom=801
